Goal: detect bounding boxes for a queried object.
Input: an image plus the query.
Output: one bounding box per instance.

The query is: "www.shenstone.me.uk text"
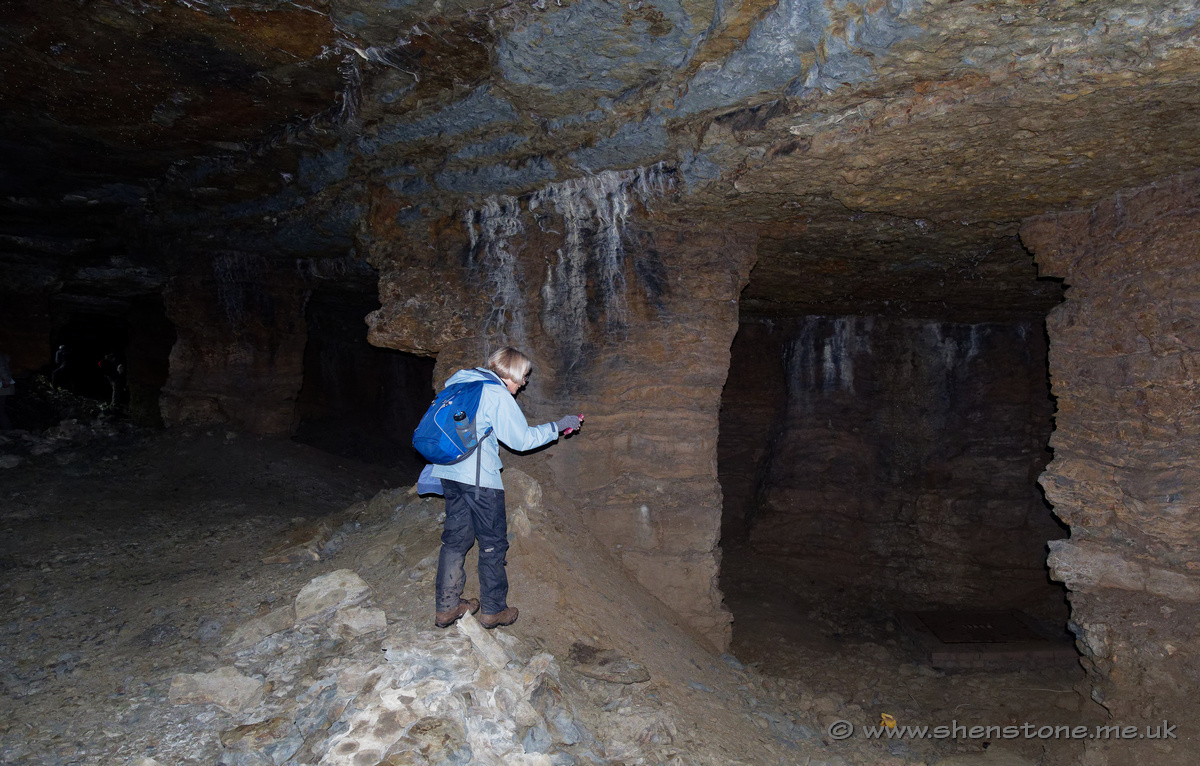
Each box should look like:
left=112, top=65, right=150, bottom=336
left=826, top=720, right=1177, bottom=741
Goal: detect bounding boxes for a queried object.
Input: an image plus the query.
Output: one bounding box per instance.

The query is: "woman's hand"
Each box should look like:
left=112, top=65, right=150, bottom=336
left=555, top=413, right=584, bottom=435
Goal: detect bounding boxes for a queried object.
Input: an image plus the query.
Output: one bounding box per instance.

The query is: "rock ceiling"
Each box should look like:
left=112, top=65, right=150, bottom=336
left=2, top=0, right=1198, bottom=318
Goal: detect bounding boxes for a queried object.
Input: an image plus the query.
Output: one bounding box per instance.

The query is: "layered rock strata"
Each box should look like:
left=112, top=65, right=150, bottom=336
left=366, top=179, right=755, bottom=649
left=723, top=315, right=1063, bottom=616
left=1022, top=170, right=1200, bottom=764
left=161, top=253, right=310, bottom=435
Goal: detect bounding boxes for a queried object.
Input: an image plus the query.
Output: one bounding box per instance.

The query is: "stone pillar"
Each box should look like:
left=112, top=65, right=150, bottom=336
left=160, top=253, right=309, bottom=435
left=366, top=205, right=755, bottom=650
left=1022, top=170, right=1200, bottom=762
left=125, top=297, right=176, bottom=427
left=555, top=225, right=755, bottom=651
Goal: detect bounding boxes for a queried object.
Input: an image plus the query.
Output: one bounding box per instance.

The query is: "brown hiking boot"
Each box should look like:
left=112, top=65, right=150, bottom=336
left=434, top=598, right=480, bottom=628
left=479, top=606, right=518, bottom=629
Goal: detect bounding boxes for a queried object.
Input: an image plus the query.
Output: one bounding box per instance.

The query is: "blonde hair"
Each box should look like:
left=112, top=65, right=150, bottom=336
left=486, top=347, right=533, bottom=382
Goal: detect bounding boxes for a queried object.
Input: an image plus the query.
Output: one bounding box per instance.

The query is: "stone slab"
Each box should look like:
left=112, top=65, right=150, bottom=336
left=900, top=611, right=1078, bottom=671
left=222, top=605, right=295, bottom=655
left=567, top=642, right=650, bottom=684
left=295, top=569, right=373, bottom=624
left=168, top=666, right=264, bottom=714
left=262, top=521, right=332, bottom=564
left=332, top=606, right=387, bottom=638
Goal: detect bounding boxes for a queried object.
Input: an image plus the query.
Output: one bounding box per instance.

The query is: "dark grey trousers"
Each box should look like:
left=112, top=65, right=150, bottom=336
left=435, top=479, right=509, bottom=615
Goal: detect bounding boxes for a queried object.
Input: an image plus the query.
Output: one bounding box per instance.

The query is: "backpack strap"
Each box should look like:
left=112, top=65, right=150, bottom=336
left=471, top=427, right=498, bottom=498
left=475, top=437, right=483, bottom=500
left=473, top=367, right=503, bottom=499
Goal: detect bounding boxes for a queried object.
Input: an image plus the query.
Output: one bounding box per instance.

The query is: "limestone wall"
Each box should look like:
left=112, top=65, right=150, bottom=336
left=160, top=253, right=310, bottom=435
left=365, top=183, right=755, bottom=649
left=717, top=321, right=787, bottom=543
left=723, top=315, right=1062, bottom=615
left=1022, top=171, right=1200, bottom=757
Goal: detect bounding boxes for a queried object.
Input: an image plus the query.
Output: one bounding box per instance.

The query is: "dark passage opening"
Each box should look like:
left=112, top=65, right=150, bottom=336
left=49, top=308, right=129, bottom=404
left=715, top=309, right=1091, bottom=753
left=293, top=287, right=434, bottom=482
left=38, top=295, right=176, bottom=427
left=718, top=313, right=1071, bottom=658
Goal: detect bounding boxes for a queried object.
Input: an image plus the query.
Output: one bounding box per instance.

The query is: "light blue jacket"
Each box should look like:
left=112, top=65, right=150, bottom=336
left=429, top=368, right=559, bottom=490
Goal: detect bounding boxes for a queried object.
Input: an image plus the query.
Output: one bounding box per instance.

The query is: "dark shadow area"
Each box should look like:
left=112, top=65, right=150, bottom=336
left=27, top=295, right=176, bottom=430
left=124, top=296, right=177, bottom=427
left=47, top=309, right=129, bottom=404
left=714, top=312, right=1093, bottom=761
left=293, top=288, right=435, bottom=484
left=718, top=312, right=1072, bottom=643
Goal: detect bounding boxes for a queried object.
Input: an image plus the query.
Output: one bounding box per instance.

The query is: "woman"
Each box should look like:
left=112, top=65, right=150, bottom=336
left=430, top=347, right=583, bottom=629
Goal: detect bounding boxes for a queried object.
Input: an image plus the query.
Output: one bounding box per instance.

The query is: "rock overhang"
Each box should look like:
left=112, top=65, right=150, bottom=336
left=2, top=0, right=1199, bottom=318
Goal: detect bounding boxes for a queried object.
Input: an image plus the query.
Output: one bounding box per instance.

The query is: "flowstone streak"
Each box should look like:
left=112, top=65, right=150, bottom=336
left=373, top=192, right=755, bottom=650
left=464, top=195, right=527, bottom=347
left=462, top=164, right=673, bottom=362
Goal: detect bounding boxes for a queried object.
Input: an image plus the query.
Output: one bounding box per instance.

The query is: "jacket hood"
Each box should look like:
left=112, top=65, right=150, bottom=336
left=442, top=367, right=504, bottom=388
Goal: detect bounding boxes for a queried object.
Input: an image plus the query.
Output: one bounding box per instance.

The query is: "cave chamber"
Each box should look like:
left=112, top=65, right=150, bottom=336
left=718, top=229, right=1073, bottom=665
left=3, top=1, right=1200, bottom=761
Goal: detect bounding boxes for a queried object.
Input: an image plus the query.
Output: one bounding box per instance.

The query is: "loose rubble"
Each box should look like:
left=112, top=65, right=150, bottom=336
left=0, top=428, right=1106, bottom=765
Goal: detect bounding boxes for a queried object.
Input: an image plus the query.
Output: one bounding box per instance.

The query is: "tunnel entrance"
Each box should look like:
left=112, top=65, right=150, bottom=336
left=293, top=287, right=434, bottom=482
left=718, top=313, right=1072, bottom=664
left=49, top=308, right=130, bottom=404
left=40, top=294, right=176, bottom=427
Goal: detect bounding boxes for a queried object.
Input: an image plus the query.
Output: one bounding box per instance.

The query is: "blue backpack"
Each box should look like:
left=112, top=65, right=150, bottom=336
left=413, top=370, right=504, bottom=492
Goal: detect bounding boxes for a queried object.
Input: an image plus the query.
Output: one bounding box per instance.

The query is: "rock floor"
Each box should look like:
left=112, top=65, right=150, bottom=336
left=1, top=422, right=1103, bottom=766
left=722, top=548, right=1106, bottom=766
